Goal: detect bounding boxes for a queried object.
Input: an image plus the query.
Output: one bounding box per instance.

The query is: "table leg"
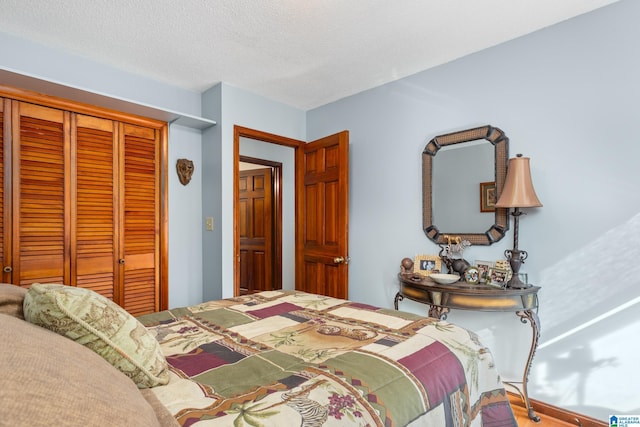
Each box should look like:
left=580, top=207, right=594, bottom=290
left=514, top=309, right=541, bottom=422
left=394, top=292, right=403, bottom=310
left=428, top=305, right=450, bottom=320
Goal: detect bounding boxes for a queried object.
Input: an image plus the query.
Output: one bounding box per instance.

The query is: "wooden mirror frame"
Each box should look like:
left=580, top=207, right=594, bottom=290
left=423, top=125, right=509, bottom=245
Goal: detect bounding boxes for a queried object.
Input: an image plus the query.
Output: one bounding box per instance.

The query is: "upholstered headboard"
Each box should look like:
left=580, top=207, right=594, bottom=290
left=0, top=284, right=177, bottom=427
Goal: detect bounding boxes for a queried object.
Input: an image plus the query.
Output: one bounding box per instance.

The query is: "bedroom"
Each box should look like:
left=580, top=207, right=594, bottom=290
left=0, top=0, right=638, bottom=424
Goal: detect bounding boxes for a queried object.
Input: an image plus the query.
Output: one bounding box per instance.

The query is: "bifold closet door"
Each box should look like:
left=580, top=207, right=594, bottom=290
left=74, top=118, right=161, bottom=315
left=12, top=102, right=70, bottom=286
left=121, top=123, right=160, bottom=316
left=0, top=95, right=164, bottom=314
left=73, top=114, right=119, bottom=301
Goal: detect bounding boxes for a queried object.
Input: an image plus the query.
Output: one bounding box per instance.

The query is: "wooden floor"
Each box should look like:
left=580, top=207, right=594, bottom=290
left=512, top=403, right=578, bottom=427
left=509, top=393, right=606, bottom=427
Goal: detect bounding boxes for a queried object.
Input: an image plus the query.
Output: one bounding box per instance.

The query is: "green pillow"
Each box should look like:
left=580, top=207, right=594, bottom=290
left=23, top=283, right=169, bottom=388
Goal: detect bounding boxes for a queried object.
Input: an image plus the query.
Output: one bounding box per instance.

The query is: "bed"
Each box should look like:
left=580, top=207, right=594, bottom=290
left=1, top=284, right=517, bottom=426
left=137, top=290, right=516, bottom=426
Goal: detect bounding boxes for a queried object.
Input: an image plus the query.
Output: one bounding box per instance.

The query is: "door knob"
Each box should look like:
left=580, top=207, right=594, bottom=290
left=119, top=259, right=125, bottom=265
left=333, top=256, right=350, bottom=265
left=3, top=266, right=12, bottom=273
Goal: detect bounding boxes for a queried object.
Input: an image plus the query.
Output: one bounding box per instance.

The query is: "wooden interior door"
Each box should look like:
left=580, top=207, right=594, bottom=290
left=72, top=114, right=118, bottom=301
left=239, top=167, right=273, bottom=294
left=13, top=102, right=70, bottom=286
left=297, top=131, right=349, bottom=299
left=121, top=123, right=160, bottom=316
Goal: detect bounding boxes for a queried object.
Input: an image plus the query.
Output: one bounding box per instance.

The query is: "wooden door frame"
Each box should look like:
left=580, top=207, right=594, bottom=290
left=239, top=155, right=282, bottom=291
left=1, top=99, right=12, bottom=284
left=233, top=126, right=303, bottom=296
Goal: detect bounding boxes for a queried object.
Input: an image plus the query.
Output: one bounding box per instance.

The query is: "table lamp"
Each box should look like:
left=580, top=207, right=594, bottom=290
left=495, top=154, right=542, bottom=289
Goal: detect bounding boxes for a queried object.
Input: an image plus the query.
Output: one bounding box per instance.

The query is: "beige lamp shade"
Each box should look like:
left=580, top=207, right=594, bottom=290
left=495, top=155, right=542, bottom=208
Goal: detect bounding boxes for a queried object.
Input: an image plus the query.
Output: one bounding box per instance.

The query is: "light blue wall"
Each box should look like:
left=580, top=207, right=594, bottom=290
left=307, top=0, right=639, bottom=419
left=201, top=85, right=223, bottom=302
left=0, top=31, right=207, bottom=308
left=201, top=83, right=305, bottom=301
left=0, top=32, right=202, bottom=116
left=168, top=125, right=204, bottom=308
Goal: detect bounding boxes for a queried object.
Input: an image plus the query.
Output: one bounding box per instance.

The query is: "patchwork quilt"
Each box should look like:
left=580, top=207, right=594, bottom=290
left=138, top=290, right=516, bottom=426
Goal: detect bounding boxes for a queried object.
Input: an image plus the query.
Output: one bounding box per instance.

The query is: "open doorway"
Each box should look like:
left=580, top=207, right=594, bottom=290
left=234, top=126, right=303, bottom=296
left=234, top=126, right=350, bottom=298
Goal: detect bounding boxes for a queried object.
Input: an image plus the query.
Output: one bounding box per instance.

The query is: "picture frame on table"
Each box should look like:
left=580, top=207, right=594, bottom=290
left=495, top=259, right=513, bottom=281
left=413, top=255, right=441, bottom=277
left=480, top=181, right=496, bottom=212
left=474, top=260, right=494, bottom=283
left=487, top=268, right=509, bottom=288
left=463, top=266, right=480, bottom=285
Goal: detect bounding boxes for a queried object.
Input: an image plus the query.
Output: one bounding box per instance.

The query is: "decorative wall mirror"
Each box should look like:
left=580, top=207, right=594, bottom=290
left=423, top=125, right=509, bottom=245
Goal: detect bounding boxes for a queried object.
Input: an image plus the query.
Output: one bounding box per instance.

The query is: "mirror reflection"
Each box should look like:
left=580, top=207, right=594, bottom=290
left=433, top=141, right=495, bottom=232
left=423, top=125, right=509, bottom=246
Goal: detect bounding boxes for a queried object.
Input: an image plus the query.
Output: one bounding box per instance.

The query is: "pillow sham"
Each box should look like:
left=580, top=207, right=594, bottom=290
left=23, top=283, right=169, bottom=388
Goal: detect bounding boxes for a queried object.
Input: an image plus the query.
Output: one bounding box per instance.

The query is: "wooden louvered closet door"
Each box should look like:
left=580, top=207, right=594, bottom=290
left=73, top=114, right=118, bottom=301
left=121, top=123, right=160, bottom=316
left=13, top=102, right=69, bottom=286
left=0, top=94, right=165, bottom=315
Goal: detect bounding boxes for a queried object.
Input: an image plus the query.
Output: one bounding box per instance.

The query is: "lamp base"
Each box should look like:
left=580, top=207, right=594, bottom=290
left=506, top=274, right=531, bottom=289
left=504, top=248, right=531, bottom=289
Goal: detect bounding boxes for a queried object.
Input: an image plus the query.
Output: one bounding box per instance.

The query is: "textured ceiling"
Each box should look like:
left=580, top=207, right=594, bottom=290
left=0, top=0, right=619, bottom=110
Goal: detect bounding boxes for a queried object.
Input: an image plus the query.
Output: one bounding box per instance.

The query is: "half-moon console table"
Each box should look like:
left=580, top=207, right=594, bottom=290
left=396, top=273, right=541, bottom=422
